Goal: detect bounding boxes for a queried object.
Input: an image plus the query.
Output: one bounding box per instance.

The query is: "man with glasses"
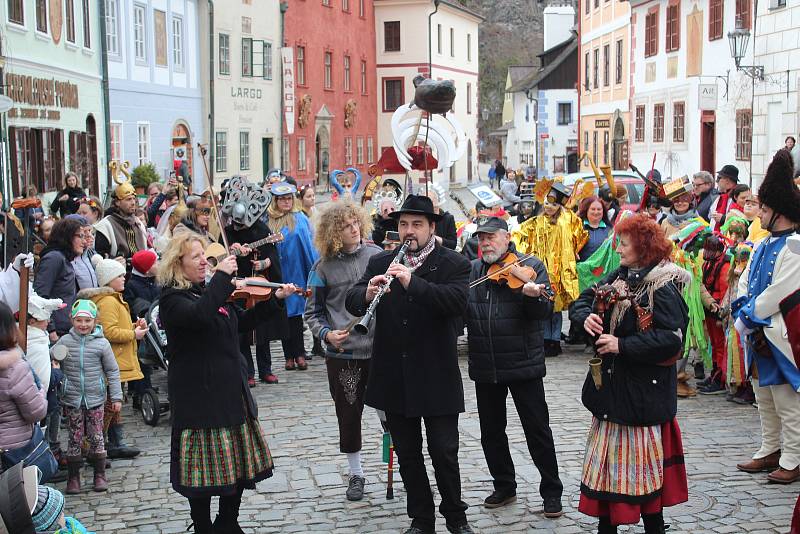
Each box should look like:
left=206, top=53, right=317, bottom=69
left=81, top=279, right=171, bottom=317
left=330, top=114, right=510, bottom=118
left=693, top=171, right=717, bottom=223
left=708, top=165, right=739, bottom=231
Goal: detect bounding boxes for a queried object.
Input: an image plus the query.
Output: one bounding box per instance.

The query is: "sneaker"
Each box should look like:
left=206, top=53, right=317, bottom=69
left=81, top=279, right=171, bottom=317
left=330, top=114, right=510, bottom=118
left=698, top=381, right=726, bottom=395
left=346, top=475, right=365, bottom=501
left=247, top=377, right=256, bottom=388
left=733, top=388, right=756, bottom=405
left=445, top=522, right=474, bottom=534
left=260, top=374, right=279, bottom=384
left=694, top=362, right=706, bottom=380
left=483, top=490, right=517, bottom=509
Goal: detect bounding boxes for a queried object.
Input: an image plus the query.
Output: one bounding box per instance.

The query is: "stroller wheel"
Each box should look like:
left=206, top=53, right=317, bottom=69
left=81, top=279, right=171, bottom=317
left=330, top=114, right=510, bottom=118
left=141, top=389, right=160, bottom=426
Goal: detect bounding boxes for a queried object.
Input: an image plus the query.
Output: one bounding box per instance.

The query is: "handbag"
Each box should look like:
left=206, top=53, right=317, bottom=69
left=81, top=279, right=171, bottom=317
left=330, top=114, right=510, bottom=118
left=0, top=423, right=58, bottom=483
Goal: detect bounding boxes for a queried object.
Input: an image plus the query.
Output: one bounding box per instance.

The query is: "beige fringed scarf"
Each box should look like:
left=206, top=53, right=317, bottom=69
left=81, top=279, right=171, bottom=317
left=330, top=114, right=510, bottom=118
left=608, top=261, right=691, bottom=336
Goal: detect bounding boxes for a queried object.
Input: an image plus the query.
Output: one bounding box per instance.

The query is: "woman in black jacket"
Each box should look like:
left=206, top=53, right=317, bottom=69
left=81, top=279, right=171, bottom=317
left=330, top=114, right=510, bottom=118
left=50, top=172, right=85, bottom=217
left=157, top=232, right=294, bottom=534
left=571, top=214, right=690, bottom=534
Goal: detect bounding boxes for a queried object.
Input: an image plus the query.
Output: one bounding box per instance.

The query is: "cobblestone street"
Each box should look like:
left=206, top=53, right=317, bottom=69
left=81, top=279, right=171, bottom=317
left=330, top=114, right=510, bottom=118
left=56, top=337, right=798, bottom=534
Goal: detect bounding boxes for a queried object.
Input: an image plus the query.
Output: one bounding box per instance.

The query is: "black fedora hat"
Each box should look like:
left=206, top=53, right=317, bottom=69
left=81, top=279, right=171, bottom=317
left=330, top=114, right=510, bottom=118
left=389, top=194, right=443, bottom=222
left=716, top=164, right=739, bottom=183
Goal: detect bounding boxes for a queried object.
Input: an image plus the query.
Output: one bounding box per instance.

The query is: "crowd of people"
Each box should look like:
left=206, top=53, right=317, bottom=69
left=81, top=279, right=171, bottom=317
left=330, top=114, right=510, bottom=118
left=0, top=145, right=798, bottom=534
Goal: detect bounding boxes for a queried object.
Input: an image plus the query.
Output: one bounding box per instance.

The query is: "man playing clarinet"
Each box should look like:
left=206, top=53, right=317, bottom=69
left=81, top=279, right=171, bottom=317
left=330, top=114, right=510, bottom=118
left=346, top=194, right=473, bottom=534
left=464, top=216, right=564, bottom=517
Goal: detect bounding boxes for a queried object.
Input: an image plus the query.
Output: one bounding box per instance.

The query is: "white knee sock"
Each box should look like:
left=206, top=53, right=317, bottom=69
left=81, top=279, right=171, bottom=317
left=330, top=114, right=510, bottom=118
left=347, top=451, right=363, bottom=477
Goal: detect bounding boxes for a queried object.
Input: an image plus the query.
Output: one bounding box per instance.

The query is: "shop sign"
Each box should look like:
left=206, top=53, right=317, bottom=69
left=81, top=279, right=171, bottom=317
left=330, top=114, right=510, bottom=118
left=595, top=119, right=610, bottom=129
left=699, top=84, right=717, bottom=110
left=281, top=47, right=295, bottom=135
left=5, top=73, right=79, bottom=108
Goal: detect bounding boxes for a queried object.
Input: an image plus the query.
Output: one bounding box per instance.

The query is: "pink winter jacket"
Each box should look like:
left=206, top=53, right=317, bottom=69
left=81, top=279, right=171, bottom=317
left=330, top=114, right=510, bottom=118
left=0, top=347, right=47, bottom=451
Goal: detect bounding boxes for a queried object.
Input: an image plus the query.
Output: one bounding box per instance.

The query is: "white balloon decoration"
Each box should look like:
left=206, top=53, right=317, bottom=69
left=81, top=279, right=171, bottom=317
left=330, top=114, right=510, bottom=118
left=390, top=104, right=467, bottom=172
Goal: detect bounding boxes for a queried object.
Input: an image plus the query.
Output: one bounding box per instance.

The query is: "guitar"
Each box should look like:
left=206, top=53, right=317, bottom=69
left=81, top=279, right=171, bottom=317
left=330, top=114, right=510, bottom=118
left=205, top=233, right=284, bottom=264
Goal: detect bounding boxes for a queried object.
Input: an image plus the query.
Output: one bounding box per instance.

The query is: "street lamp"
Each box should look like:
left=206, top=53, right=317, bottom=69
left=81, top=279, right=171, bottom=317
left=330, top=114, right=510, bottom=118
left=727, top=19, right=764, bottom=80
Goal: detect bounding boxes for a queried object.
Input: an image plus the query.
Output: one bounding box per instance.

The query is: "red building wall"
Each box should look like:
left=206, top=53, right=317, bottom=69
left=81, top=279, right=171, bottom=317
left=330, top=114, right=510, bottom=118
left=284, top=0, right=378, bottom=187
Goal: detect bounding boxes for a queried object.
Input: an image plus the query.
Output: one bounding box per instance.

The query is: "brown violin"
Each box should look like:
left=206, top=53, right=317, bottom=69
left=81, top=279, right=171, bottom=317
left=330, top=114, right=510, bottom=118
left=469, top=251, right=554, bottom=299
left=233, top=277, right=311, bottom=300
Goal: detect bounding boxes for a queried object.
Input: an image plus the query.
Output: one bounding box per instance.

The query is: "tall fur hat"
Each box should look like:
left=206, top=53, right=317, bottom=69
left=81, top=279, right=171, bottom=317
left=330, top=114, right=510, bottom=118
left=758, top=149, right=800, bottom=223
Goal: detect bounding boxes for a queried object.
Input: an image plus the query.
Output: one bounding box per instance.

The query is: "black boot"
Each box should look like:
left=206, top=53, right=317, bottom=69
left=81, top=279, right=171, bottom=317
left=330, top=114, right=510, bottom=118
left=598, top=516, right=617, bottom=534
left=213, top=492, right=245, bottom=534
left=642, top=512, right=666, bottom=534
left=106, top=423, right=141, bottom=459
left=188, top=497, right=212, bottom=534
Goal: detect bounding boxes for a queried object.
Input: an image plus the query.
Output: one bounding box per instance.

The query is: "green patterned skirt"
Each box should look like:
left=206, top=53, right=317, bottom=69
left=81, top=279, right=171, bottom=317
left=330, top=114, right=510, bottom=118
left=170, top=417, right=273, bottom=497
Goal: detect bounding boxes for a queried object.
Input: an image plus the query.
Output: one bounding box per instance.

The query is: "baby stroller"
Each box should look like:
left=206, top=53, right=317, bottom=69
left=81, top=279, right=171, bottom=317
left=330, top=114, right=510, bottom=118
left=138, top=299, right=170, bottom=426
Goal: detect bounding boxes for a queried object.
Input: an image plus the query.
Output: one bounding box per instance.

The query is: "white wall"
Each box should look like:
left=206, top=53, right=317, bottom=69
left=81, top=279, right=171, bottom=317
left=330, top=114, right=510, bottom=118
left=539, top=88, right=578, bottom=176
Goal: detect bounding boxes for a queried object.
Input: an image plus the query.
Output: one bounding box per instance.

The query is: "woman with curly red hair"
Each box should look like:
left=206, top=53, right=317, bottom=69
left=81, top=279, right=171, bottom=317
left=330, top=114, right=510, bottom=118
left=571, top=214, right=691, bottom=534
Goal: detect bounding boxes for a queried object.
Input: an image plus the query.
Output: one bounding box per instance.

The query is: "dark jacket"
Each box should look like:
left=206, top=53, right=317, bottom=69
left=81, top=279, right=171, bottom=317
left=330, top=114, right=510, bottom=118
left=124, top=273, right=160, bottom=319
left=462, top=236, right=479, bottom=261
left=436, top=211, right=458, bottom=250
left=159, top=271, right=284, bottom=430
left=47, top=367, right=64, bottom=415
left=696, top=189, right=719, bottom=223
left=466, top=252, right=553, bottom=384
left=49, top=186, right=84, bottom=217
left=33, top=247, right=77, bottom=335
left=345, top=243, right=470, bottom=417
left=371, top=216, right=398, bottom=248
left=571, top=264, right=689, bottom=427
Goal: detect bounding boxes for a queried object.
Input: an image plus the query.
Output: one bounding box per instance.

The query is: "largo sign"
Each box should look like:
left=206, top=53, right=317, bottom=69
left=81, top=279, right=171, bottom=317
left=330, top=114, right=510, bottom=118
left=281, top=47, right=295, bottom=135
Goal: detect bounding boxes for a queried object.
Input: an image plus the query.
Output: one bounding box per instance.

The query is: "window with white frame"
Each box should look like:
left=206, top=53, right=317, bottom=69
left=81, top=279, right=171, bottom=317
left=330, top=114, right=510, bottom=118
left=345, top=137, right=353, bottom=165
left=133, top=4, right=147, bottom=62
left=360, top=60, right=367, bottom=94
left=449, top=27, right=454, bottom=57
left=7, top=0, right=24, bottom=25
left=264, top=42, right=273, bottom=80
left=557, top=103, right=572, bottom=125
left=215, top=131, right=227, bottom=172
left=356, top=137, right=364, bottom=164
left=324, top=51, right=332, bottom=89
left=104, top=0, right=118, bottom=53
left=282, top=139, right=291, bottom=171
left=240, top=131, right=250, bottom=170
left=35, top=0, right=47, bottom=33
left=137, top=123, right=150, bottom=165
left=242, top=38, right=252, bottom=77
left=343, top=55, right=351, bottom=91
left=172, top=16, right=184, bottom=70
left=467, top=33, right=471, bottom=61
left=297, top=138, right=307, bottom=170
left=219, top=34, right=230, bottom=75
left=66, top=0, right=76, bottom=43
left=296, top=46, right=305, bottom=85
left=367, top=136, right=374, bottom=163
left=82, top=0, right=90, bottom=47
left=110, top=122, right=123, bottom=161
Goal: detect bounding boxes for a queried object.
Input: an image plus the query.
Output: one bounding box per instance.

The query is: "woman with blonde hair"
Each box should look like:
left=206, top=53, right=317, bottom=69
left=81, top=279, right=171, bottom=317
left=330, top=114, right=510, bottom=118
left=305, top=200, right=381, bottom=501
left=173, top=197, right=217, bottom=242
left=158, top=231, right=295, bottom=534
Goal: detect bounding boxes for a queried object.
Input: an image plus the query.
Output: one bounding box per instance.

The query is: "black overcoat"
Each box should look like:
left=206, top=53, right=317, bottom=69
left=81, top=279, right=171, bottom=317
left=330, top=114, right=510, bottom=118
left=345, top=243, right=470, bottom=417
left=160, top=271, right=283, bottom=430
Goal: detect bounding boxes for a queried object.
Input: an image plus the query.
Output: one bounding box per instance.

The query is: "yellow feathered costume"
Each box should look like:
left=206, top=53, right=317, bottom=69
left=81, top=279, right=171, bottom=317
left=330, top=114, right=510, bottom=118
left=512, top=209, right=588, bottom=312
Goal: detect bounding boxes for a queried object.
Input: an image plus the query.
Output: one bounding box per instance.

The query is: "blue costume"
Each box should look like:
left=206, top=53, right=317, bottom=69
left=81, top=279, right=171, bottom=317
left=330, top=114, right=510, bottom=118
left=274, top=212, right=318, bottom=318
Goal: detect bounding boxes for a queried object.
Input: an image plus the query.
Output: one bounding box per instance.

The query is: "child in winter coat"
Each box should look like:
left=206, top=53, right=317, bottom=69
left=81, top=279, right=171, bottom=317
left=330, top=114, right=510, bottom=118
left=24, top=294, right=65, bottom=390
left=53, top=299, right=122, bottom=494
left=77, top=256, right=147, bottom=460
left=123, top=250, right=160, bottom=407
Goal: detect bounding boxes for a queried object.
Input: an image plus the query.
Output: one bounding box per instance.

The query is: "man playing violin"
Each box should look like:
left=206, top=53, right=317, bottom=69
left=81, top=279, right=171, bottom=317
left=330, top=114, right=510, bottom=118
left=464, top=216, right=564, bottom=518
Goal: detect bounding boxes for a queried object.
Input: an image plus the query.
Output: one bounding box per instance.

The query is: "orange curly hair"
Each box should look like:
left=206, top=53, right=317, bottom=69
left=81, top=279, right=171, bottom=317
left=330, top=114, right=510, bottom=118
left=614, top=213, right=673, bottom=267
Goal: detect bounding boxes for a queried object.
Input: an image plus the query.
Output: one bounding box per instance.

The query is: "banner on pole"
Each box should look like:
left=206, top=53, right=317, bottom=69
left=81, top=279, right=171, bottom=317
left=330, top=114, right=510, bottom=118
left=281, top=47, right=295, bottom=135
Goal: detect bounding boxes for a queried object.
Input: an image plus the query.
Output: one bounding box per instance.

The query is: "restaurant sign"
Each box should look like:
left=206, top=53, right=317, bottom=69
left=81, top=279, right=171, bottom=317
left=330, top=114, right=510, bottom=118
left=4, top=73, right=80, bottom=120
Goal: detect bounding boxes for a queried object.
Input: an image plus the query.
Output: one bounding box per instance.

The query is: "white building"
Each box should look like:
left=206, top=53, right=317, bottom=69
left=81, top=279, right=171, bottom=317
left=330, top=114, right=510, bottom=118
left=750, top=0, right=800, bottom=185
left=628, top=0, right=754, bottom=182
left=499, top=65, right=537, bottom=170
left=106, top=0, right=204, bottom=190
left=506, top=4, right=578, bottom=177
left=199, top=0, right=282, bottom=186
left=374, top=0, right=482, bottom=184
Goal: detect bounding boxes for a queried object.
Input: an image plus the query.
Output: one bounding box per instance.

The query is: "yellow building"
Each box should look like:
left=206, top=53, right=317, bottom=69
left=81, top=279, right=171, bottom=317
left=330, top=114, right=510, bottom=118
left=579, top=0, right=630, bottom=171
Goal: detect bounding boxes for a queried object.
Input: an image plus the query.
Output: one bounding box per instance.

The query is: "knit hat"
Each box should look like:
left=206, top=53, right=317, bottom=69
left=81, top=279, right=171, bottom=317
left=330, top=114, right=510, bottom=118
left=131, top=250, right=157, bottom=274
left=28, top=293, right=65, bottom=321
left=92, top=254, right=126, bottom=287
left=71, top=299, right=97, bottom=319
left=758, top=149, right=800, bottom=223
left=64, top=214, right=89, bottom=226
left=31, top=485, right=65, bottom=532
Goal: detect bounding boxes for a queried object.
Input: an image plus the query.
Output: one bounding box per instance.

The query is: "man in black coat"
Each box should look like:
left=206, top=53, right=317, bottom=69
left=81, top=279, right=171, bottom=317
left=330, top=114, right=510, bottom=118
left=346, top=195, right=473, bottom=534
left=464, top=217, right=564, bottom=517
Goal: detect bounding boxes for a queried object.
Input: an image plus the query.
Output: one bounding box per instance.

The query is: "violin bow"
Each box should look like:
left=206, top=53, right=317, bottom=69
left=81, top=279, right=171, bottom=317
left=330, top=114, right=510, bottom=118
left=468, top=252, right=536, bottom=288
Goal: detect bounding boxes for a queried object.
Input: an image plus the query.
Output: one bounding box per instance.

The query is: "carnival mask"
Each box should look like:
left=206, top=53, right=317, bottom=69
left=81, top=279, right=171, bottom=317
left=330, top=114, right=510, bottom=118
left=221, top=175, right=272, bottom=228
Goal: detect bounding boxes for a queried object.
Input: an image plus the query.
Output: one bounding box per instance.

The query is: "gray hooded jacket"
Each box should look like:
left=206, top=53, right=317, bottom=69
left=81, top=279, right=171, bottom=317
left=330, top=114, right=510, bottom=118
left=305, top=244, right=382, bottom=359
left=54, top=325, right=122, bottom=409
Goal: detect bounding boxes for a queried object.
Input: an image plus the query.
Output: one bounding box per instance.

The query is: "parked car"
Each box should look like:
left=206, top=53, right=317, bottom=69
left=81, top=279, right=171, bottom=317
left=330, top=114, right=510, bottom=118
left=562, top=171, right=645, bottom=213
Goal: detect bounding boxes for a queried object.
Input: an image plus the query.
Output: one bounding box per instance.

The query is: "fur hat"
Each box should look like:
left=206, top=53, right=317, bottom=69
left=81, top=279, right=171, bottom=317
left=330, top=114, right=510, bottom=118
left=28, top=294, right=65, bottom=321
left=758, top=149, right=800, bottom=223
left=91, top=254, right=127, bottom=287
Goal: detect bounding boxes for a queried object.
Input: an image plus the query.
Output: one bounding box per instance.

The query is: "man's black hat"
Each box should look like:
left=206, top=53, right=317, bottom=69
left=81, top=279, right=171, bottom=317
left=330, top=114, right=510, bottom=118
left=716, top=164, right=740, bottom=183
left=548, top=182, right=571, bottom=203
left=475, top=216, right=508, bottom=234
left=758, top=149, right=800, bottom=223
left=389, top=194, right=443, bottom=222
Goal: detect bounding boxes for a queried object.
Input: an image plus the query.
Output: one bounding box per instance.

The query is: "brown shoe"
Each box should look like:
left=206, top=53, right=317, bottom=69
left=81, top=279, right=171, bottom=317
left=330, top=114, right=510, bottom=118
left=285, top=358, right=296, bottom=370
left=767, top=466, right=800, bottom=484
left=677, top=371, right=689, bottom=382
left=677, top=382, right=697, bottom=398
left=296, top=356, right=308, bottom=370
left=736, top=450, right=781, bottom=473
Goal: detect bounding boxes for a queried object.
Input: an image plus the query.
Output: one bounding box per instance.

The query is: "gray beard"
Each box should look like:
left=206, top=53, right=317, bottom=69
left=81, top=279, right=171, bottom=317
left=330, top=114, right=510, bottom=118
left=482, top=250, right=502, bottom=264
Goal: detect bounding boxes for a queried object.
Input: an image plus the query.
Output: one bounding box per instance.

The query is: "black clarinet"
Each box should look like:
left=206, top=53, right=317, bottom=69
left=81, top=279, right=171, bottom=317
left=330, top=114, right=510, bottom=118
left=353, top=240, right=411, bottom=335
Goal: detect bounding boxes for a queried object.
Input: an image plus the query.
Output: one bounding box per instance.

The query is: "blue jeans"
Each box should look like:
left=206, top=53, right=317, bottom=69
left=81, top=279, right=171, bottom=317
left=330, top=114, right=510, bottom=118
left=543, top=313, right=563, bottom=342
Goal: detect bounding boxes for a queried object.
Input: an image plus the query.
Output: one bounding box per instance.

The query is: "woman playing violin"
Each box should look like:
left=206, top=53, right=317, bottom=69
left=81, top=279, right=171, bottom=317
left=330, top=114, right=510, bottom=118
left=157, top=232, right=296, bottom=534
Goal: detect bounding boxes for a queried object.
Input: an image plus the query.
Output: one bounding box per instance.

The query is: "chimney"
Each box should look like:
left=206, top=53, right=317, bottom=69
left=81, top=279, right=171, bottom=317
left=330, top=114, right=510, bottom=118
left=543, top=1, right=576, bottom=52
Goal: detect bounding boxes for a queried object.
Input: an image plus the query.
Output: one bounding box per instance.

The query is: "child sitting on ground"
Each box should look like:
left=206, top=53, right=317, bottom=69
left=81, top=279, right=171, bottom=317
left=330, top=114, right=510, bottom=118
left=77, top=256, right=147, bottom=460
left=54, top=299, right=122, bottom=494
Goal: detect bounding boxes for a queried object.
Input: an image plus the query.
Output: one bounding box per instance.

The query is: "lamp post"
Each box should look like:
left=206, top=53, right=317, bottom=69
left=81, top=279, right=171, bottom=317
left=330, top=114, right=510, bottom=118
left=727, top=19, right=764, bottom=81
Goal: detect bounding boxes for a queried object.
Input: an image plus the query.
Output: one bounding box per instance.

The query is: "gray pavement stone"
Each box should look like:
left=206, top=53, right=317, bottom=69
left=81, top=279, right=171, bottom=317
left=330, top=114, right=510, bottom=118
left=56, top=331, right=798, bottom=533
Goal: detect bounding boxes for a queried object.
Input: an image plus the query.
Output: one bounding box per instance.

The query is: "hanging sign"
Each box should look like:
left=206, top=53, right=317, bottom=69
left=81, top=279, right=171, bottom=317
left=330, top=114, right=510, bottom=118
left=281, top=47, right=295, bottom=135
left=698, top=84, right=717, bottom=110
